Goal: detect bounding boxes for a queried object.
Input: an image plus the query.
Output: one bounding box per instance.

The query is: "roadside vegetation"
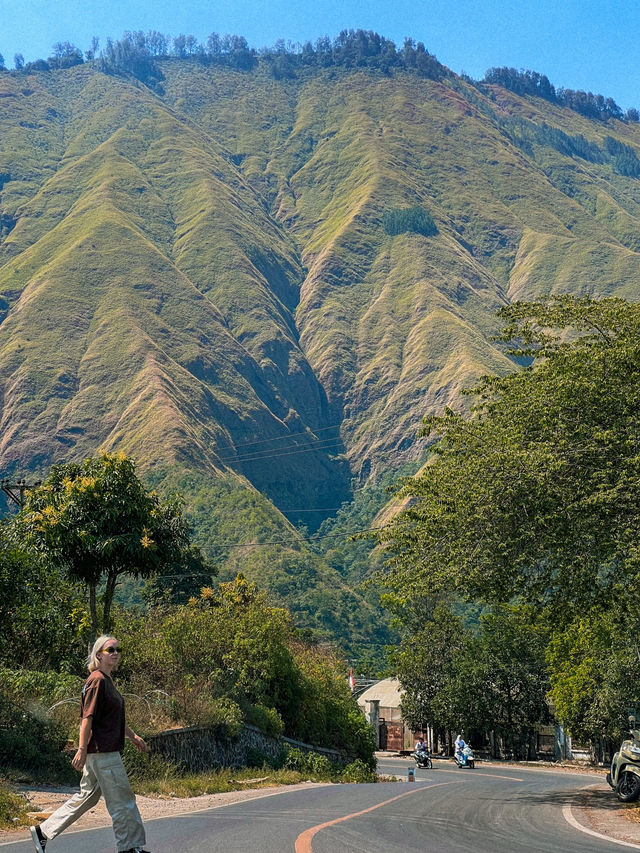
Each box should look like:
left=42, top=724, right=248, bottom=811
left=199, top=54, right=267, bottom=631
left=0, top=453, right=376, bottom=827
left=123, top=746, right=375, bottom=797
left=377, top=296, right=640, bottom=758
left=0, top=785, right=31, bottom=830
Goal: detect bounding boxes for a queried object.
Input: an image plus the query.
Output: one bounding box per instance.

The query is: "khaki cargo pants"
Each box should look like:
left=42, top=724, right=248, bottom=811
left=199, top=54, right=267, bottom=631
left=40, top=752, right=146, bottom=852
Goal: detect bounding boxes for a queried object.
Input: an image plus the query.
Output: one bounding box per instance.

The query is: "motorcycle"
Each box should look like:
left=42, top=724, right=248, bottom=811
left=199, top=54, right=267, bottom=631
left=607, top=721, right=640, bottom=802
left=413, top=747, right=432, bottom=769
left=453, top=744, right=475, bottom=769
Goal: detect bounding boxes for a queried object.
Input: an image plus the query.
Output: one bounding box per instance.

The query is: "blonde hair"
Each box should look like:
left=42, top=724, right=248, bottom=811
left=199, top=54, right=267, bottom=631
left=87, top=635, right=118, bottom=672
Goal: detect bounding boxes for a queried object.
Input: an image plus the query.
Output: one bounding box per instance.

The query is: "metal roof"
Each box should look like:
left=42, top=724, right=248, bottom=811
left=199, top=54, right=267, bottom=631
left=356, top=677, right=404, bottom=710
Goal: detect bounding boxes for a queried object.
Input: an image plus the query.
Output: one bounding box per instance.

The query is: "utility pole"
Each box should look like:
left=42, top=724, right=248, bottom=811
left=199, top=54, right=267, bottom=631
left=0, top=478, right=40, bottom=507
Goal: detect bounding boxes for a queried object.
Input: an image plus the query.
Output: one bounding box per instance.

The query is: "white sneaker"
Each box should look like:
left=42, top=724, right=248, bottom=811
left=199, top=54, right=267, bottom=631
left=29, top=826, right=46, bottom=853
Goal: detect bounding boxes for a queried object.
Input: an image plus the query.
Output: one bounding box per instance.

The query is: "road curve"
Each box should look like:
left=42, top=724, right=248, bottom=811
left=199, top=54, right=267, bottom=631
left=1, top=760, right=623, bottom=853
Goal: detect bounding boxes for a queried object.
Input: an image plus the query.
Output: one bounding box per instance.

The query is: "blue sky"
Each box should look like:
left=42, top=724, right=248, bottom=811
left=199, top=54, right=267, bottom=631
left=0, top=0, right=638, bottom=109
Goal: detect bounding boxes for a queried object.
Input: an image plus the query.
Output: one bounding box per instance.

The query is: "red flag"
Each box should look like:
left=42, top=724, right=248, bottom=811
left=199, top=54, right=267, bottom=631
left=349, top=667, right=355, bottom=691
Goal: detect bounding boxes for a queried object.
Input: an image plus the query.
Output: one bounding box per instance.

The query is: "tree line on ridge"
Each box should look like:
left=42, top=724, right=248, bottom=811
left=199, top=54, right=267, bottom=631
left=0, top=29, right=636, bottom=123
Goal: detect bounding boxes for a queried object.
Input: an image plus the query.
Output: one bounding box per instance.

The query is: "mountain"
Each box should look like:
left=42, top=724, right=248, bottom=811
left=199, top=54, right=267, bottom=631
left=1, top=48, right=639, bottom=653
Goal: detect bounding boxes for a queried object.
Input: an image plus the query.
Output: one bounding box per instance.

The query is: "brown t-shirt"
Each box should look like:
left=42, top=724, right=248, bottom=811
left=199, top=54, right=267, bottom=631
left=81, top=670, right=125, bottom=753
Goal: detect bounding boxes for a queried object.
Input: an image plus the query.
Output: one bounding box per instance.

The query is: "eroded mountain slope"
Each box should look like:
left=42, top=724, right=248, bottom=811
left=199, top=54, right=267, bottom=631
left=1, top=59, right=640, bottom=648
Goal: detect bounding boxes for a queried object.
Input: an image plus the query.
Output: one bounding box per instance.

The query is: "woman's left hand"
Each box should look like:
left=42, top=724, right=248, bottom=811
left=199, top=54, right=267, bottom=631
left=131, top=734, right=148, bottom=753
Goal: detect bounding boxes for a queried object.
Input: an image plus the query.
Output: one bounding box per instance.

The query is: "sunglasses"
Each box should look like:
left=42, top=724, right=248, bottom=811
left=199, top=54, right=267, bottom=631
left=101, top=646, right=121, bottom=654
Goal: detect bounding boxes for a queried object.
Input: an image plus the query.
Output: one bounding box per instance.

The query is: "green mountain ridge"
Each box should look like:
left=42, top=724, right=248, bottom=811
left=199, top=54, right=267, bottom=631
left=1, top=58, right=639, bottom=653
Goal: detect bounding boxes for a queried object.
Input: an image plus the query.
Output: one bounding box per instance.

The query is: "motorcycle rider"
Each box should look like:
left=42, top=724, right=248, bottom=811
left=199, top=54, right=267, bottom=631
left=413, top=736, right=431, bottom=768
left=454, top=733, right=466, bottom=762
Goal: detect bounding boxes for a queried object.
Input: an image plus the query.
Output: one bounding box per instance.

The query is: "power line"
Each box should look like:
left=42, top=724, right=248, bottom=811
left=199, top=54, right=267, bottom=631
left=279, top=507, right=347, bottom=513
left=278, top=501, right=410, bottom=513
left=148, top=525, right=392, bottom=566
left=216, top=423, right=343, bottom=452
left=215, top=426, right=427, bottom=465
left=150, top=573, right=213, bottom=582
left=208, top=524, right=389, bottom=549
left=218, top=438, right=345, bottom=464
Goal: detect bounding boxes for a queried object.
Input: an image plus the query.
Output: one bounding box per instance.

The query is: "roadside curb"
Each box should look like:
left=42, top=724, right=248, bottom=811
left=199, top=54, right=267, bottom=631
left=568, top=783, right=640, bottom=848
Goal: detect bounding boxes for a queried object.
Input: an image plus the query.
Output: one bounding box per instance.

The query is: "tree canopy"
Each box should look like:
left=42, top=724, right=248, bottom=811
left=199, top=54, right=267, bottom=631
left=16, top=453, right=208, bottom=637
left=377, top=295, right=640, bottom=742
left=0, top=528, right=88, bottom=670
left=383, top=206, right=438, bottom=238
left=378, top=295, right=640, bottom=619
left=483, top=67, right=631, bottom=122
left=394, top=604, right=548, bottom=757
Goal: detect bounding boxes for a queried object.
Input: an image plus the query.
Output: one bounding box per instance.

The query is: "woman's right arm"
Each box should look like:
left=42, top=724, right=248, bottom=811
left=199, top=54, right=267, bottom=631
left=72, top=716, right=92, bottom=771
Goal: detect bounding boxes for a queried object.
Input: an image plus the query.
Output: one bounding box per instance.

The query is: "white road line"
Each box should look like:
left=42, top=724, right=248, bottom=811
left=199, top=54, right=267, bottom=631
left=563, top=799, right=640, bottom=849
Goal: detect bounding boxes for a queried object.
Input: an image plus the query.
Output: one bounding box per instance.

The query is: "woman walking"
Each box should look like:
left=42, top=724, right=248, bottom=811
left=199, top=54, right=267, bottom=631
left=30, top=635, right=152, bottom=853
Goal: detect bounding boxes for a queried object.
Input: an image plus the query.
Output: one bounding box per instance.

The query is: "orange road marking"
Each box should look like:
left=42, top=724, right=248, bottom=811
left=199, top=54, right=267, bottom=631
left=294, top=782, right=453, bottom=853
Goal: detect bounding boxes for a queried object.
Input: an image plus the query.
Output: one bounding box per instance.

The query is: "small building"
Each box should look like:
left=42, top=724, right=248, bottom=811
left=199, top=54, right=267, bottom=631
left=357, top=677, right=425, bottom=751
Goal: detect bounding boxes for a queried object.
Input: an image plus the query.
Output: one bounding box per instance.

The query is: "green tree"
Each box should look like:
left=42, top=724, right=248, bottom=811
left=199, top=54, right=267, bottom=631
left=547, top=606, right=640, bottom=746
left=17, top=453, right=194, bottom=638
left=394, top=603, right=548, bottom=756
left=378, top=295, right=640, bottom=742
left=0, top=528, right=88, bottom=670
left=378, top=296, right=640, bottom=620
left=468, top=607, right=549, bottom=757
left=394, top=603, right=469, bottom=741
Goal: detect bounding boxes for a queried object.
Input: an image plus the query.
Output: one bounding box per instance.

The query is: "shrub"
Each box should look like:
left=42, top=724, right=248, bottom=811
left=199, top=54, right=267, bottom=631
left=282, top=746, right=332, bottom=777
left=340, top=759, right=377, bottom=783
left=0, top=783, right=30, bottom=829
left=282, top=746, right=307, bottom=771
left=305, top=752, right=332, bottom=776
left=246, top=747, right=272, bottom=768
left=244, top=704, right=284, bottom=737
left=383, top=206, right=438, bottom=237
left=0, top=668, right=82, bottom=707
left=0, top=691, right=75, bottom=783
left=122, top=740, right=183, bottom=783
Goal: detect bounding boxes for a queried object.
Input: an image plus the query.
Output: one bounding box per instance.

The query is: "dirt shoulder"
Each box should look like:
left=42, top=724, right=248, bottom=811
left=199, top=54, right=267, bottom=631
left=571, top=784, right=640, bottom=846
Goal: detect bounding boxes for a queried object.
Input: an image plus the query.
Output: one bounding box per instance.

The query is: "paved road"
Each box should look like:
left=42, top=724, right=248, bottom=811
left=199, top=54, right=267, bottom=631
left=3, top=758, right=625, bottom=853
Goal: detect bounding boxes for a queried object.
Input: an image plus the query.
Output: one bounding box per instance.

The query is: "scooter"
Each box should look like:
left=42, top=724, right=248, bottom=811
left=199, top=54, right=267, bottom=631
left=413, top=747, right=433, bottom=769
left=453, top=744, right=475, bottom=769
left=607, top=721, right=640, bottom=802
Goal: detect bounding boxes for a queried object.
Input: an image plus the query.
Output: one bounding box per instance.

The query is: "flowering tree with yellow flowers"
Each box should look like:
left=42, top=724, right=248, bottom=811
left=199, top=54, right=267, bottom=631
left=18, top=453, right=194, bottom=638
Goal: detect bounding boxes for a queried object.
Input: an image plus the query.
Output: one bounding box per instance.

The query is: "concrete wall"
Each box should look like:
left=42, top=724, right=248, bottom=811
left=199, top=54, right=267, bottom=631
left=146, top=723, right=347, bottom=772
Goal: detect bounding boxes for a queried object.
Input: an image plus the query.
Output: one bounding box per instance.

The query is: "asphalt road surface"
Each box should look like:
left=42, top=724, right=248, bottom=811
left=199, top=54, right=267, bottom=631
left=2, top=758, right=625, bottom=853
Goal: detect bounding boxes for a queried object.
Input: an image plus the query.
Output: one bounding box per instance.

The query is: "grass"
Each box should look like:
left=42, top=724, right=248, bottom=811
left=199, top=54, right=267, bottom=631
left=130, top=766, right=324, bottom=798
left=125, top=749, right=377, bottom=797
